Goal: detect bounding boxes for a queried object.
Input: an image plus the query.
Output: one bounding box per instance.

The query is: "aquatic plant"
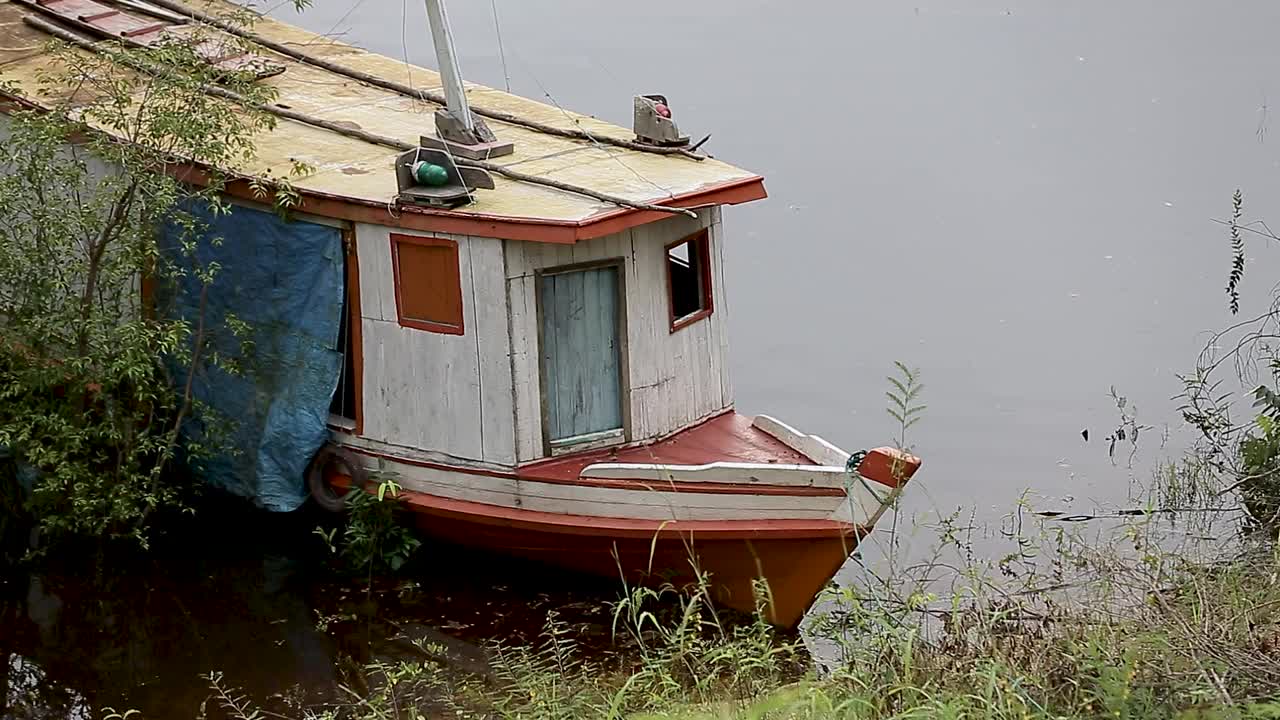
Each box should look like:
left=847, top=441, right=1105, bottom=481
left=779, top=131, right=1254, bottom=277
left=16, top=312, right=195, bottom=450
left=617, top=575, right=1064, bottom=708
left=196, top=505, right=1279, bottom=720
left=1167, top=190, right=1280, bottom=535
left=315, top=473, right=422, bottom=577
left=885, top=361, right=925, bottom=457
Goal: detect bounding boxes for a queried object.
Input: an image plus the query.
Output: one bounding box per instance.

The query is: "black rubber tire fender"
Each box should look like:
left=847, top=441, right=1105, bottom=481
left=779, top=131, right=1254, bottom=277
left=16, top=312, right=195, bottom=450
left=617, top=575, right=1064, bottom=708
left=306, top=443, right=367, bottom=512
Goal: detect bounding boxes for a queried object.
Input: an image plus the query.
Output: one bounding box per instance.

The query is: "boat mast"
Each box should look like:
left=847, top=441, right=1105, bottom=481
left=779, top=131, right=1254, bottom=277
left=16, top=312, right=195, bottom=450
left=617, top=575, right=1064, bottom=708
left=421, top=0, right=513, bottom=157
left=423, top=0, right=474, bottom=133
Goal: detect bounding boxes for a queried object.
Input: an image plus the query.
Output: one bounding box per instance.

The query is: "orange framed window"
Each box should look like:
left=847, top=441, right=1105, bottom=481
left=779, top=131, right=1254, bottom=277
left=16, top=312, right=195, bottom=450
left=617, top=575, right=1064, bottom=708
left=391, top=234, right=464, bottom=335
left=665, top=229, right=714, bottom=332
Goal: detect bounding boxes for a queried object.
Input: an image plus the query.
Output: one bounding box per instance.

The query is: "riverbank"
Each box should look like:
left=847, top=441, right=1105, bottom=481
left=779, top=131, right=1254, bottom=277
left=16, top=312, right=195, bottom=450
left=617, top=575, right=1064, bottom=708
left=8, top=488, right=1273, bottom=720
left=309, top=518, right=1280, bottom=719
left=203, top=507, right=1280, bottom=720
left=0, top=495, right=650, bottom=717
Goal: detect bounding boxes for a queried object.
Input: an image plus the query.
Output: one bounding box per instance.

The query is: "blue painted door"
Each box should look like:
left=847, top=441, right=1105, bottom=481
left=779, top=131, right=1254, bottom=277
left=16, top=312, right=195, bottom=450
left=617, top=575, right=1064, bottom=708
left=541, top=266, right=624, bottom=443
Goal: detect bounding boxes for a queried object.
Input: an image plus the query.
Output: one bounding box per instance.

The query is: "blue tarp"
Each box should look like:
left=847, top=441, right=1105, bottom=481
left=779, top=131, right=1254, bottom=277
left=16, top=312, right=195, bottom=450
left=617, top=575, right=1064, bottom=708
left=160, top=203, right=344, bottom=511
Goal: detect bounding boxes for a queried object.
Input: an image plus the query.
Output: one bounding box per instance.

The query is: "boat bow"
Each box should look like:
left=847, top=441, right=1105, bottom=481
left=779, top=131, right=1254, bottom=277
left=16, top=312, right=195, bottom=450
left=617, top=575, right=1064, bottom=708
left=576, top=414, right=917, bottom=528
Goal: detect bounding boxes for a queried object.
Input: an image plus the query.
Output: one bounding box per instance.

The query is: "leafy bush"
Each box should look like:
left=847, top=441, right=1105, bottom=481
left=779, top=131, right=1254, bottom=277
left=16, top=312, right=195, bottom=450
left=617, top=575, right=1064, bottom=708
left=334, top=476, right=422, bottom=575
left=0, top=25, right=304, bottom=549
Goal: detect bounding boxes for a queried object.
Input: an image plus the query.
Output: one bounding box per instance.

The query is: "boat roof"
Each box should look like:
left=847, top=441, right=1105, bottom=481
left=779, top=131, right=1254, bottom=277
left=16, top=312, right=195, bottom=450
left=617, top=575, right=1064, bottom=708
left=0, top=0, right=766, bottom=243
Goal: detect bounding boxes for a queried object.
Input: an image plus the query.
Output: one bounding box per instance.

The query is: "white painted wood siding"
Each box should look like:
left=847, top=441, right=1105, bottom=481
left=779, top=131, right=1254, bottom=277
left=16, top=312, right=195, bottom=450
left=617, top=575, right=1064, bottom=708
left=344, top=451, right=866, bottom=524
left=506, top=208, right=735, bottom=462
left=354, top=223, right=515, bottom=466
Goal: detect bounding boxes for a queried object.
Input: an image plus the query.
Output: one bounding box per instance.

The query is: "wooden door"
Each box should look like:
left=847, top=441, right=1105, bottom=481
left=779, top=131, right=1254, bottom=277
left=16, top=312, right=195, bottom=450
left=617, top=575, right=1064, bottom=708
left=540, top=265, right=625, bottom=447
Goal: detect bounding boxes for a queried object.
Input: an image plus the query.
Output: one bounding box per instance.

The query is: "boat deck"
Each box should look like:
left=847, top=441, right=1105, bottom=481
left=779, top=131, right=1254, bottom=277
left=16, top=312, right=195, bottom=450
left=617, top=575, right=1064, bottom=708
left=517, top=412, right=815, bottom=482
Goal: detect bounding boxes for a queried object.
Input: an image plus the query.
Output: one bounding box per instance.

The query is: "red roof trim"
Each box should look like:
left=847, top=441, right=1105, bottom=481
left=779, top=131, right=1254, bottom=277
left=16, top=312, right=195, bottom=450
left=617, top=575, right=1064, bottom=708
left=222, top=173, right=768, bottom=245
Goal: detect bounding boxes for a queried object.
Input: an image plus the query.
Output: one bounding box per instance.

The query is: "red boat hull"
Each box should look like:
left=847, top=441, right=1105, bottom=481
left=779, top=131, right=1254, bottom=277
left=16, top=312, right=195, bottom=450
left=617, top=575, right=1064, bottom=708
left=397, top=490, right=863, bottom=627
left=321, top=414, right=918, bottom=627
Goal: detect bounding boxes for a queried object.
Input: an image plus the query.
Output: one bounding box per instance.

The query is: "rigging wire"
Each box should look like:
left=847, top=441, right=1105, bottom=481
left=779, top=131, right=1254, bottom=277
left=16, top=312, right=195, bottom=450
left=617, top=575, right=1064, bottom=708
left=236, top=0, right=357, bottom=48
left=399, top=0, right=415, bottom=95
left=299, top=0, right=369, bottom=47
left=256, top=0, right=298, bottom=19
left=488, top=0, right=511, bottom=93
left=507, top=45, right=675, bottom=200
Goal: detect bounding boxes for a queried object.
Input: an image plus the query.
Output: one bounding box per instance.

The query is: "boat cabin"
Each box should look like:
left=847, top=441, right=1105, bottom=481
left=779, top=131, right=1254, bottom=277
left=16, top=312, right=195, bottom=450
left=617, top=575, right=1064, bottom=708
left=336, top=205, right=737, bottom=467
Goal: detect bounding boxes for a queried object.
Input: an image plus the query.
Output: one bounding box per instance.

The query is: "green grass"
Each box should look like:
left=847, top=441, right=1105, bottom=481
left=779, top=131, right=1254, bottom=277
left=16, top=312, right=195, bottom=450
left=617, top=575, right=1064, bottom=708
left=200, top=519, right=1280, bottom=720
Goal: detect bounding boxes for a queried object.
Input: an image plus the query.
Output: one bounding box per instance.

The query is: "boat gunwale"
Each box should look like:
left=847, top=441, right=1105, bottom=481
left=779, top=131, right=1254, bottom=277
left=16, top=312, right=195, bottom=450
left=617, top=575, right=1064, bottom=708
left=396, top=486, right=864, bottom=540
left=341, top=443, right=850, bottom=499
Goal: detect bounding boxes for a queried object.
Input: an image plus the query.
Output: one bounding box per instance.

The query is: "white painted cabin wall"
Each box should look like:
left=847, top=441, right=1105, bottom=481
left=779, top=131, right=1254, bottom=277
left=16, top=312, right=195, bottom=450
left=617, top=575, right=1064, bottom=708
left=353, top=222, right=516, bottom=466
left=506, top=207, right=734, bottom=462
left=0, top=115, right=137, bottom=312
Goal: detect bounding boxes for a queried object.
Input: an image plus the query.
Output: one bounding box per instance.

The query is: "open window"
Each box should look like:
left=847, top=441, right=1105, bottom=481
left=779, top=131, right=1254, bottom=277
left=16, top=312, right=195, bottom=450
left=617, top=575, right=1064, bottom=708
left=665, top=229, right=713, bottom=332
left=391, top=234, right=465, bottom=335
left=329, top=230, right=362, bottom=432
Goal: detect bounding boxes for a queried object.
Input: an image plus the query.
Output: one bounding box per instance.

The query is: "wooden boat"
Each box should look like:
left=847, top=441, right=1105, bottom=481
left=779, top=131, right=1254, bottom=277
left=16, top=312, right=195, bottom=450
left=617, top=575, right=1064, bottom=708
left=325, top=413, right=916, bottom=625
left=0, top=0, right=921, bottom=626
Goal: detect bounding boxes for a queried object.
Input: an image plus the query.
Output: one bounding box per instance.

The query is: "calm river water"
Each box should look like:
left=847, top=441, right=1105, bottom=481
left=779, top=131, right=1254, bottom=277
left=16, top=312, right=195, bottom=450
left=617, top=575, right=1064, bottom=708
left=277, top=0, right=1280, bottom=557
left=8, top=1, right=1280, bottom=716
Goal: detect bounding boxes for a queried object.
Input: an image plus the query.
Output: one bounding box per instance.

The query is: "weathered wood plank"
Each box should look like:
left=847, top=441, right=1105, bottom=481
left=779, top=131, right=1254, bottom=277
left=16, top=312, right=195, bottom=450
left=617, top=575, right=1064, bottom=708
left=542, top=265, right=623, bottom=441
left=355, top=222, right=395, bottom=322
left=580, top=461, right=846, bottom=487
left=371, top=460, right=853, bottom=522
left=751, top=415, right=851, bottom=467
left=336, top=432, right=516, bottom=473
left=578, top=460, right=887, bottom=523
left=470, top=236, right=516, bottom=464
left=709, top=212, right=734, bottom=406
left=365, top=316, right=484, bottom=460
left=507, top=272, right=542, bottom=461
left=353, top=225, right=503, bottom=463
left=628, top=220, right=667, bottom=391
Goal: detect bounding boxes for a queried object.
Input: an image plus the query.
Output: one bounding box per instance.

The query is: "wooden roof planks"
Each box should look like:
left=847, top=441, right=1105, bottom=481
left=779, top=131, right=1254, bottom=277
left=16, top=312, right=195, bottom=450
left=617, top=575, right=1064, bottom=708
left=0, top=0, right=765, bottom=239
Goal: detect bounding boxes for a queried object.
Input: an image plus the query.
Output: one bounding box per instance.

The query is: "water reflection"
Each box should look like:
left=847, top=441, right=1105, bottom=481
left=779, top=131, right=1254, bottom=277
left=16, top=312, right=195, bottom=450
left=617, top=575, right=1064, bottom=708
left=5, top=654, right=92, bottom=720
left=1, top=504, right=337, bottom=718
left=0, top=498, right=637, bottom=719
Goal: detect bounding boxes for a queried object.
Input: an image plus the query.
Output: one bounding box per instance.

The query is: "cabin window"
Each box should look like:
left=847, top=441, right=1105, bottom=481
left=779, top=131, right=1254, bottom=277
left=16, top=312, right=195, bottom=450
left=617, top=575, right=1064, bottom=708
left=329, top=230, right=362, bottom=431
left=391, top=234, right=465, bottom=335
left=665, top=229, right=713, bottom=332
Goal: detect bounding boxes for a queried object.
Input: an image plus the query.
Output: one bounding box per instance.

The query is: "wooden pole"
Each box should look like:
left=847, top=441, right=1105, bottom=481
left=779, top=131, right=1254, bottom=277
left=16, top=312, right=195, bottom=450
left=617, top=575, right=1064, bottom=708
left=23, top=15, right=697, bottom=219
left=136, top=0, right=707, bottom=161
left=422, top=0, right=474, bottom=132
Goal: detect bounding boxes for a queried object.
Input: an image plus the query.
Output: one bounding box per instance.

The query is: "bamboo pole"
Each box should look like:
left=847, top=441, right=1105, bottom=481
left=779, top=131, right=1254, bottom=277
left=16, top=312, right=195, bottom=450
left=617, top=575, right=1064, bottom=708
left=25, top=15, right=697, bottom=219
left=137, top=0, right=707, bottom=161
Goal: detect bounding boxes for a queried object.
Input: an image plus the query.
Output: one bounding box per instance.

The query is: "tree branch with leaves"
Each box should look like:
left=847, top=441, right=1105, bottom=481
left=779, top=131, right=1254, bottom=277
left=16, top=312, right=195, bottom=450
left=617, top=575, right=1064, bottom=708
left=0, top=12, right=309, bottom=551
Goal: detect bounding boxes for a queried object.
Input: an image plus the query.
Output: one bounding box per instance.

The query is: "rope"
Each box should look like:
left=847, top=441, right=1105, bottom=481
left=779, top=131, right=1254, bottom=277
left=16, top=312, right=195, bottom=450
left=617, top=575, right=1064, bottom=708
left=139, top=0, right=707, bottom=161
left=510, top=44, right=675, bottom=200
left=22, top=15, right=697, bottom=219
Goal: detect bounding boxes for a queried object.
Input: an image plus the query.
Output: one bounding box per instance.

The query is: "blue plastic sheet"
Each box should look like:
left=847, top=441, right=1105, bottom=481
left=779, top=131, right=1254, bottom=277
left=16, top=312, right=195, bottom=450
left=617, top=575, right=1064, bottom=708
left=160, top=203, right=344, bottom=511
